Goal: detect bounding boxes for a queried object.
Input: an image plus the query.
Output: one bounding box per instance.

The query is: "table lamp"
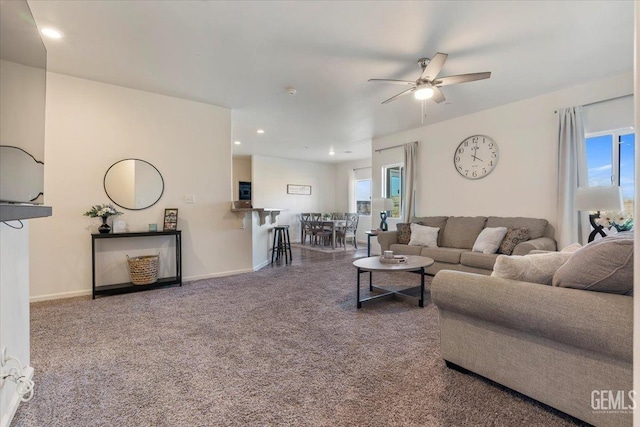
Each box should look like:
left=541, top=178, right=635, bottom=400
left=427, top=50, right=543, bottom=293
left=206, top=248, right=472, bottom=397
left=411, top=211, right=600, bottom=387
left=574, top=186, right=623, bottom=242
left=374, top=198, right=395, bottom=231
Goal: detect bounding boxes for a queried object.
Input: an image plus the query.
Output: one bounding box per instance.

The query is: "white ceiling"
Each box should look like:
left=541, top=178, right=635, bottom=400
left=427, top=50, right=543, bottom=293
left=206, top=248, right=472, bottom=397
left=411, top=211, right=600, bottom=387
left=28, top=1, right=634, bottom=164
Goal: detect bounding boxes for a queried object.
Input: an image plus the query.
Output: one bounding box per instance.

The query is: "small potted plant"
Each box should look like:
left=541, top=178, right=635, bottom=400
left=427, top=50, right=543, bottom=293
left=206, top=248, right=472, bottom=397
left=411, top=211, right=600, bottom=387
left=84, top=203, right=123, bottom=234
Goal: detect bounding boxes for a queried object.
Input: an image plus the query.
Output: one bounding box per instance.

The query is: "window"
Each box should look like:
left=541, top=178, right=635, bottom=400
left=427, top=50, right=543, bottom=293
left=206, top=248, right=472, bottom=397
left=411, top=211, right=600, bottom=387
left=355, top=179, right=371, bottom=215
left=586, top=129, right=635, bottom=212
left=383, top=165, right=404, bottom=218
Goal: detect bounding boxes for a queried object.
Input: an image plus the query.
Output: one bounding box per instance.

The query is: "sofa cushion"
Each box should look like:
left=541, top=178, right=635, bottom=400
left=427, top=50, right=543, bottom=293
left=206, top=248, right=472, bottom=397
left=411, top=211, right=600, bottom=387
left=491, top=250, right=574, bottom=285
left=389, top=243, right=422, bottom=255
left=486, top=216, right=548, bottom=239
left=396, top=223, right=412, bottom=244
left=552, top=233, right=633, bottom=295
left=498, top=228, right=530, bottom=255
left=472, top=227, right=508, bottom=254
left=410, top=216, right=448, bottom=246
left=460, top=251, right=500, bottom=270
left=420, top=247, right=467, bottom=264
left=408, top=223, right=439, bottom=247
left=441, top=216, right=487, bottom=249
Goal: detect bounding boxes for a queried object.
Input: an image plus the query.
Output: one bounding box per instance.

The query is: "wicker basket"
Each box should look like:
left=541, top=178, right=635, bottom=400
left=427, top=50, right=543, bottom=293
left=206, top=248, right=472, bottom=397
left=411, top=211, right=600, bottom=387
left=127, top=255, right=159, bottom=285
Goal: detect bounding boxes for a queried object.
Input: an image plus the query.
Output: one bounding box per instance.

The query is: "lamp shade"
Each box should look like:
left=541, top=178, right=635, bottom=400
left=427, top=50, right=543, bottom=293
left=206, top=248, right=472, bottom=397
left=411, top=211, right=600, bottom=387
left=373, top=198, right=395, bottom=211
left=575, top=186, right=623, bottom=211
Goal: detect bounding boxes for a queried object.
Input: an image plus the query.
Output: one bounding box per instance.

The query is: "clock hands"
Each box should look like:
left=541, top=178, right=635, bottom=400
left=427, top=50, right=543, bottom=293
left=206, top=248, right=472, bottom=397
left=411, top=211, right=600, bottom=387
left=472, top=154, right=483, bottom=162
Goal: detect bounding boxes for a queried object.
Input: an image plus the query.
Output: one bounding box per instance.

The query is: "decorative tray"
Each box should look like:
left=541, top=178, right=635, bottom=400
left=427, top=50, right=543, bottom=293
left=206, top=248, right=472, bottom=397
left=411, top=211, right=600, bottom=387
left=379, top=255, right=408, bottom=264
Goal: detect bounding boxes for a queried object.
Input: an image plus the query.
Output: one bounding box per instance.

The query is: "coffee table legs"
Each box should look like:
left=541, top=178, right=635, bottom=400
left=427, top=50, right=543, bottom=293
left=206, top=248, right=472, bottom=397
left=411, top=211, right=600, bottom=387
left=419, top=267, right=424, bottom=307
left=356, top=267, right=425, bottom=309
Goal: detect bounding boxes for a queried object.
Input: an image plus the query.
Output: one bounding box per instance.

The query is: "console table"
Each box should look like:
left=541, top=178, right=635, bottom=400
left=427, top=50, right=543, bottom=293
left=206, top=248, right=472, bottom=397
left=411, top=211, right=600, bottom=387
left=91, top=230, right=182, bottom=299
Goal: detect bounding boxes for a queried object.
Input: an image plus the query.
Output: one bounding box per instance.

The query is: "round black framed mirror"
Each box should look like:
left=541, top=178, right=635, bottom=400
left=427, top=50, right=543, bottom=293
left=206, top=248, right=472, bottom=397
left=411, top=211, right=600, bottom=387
left=104, top=159, right=164, bottom=210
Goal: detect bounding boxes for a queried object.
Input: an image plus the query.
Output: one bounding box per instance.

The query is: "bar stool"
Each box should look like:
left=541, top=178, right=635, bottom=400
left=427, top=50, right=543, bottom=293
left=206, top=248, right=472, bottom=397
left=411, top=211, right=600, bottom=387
left=271, top=225, right=292, bottom=264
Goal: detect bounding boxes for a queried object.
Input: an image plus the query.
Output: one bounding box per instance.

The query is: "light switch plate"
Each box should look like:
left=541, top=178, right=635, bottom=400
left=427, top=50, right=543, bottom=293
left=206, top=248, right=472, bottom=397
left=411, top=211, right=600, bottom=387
left=185, top=194, right=195, bottom=204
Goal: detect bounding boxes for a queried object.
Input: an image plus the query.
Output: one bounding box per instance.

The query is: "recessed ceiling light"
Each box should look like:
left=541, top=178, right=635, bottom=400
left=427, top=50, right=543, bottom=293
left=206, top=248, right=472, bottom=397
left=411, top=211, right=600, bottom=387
left=41, top=28, right=63, bottom=39
left=257, top=129, right=265, bottom=134
left=329, top=150, right=335, bottom=156
left=234, top=141, right=241, bottom=145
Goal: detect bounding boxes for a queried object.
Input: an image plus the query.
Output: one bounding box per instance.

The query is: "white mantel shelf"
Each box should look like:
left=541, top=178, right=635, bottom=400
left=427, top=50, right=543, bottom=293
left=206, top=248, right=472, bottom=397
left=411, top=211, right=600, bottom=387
left=230, top=206, right=283, bottom=228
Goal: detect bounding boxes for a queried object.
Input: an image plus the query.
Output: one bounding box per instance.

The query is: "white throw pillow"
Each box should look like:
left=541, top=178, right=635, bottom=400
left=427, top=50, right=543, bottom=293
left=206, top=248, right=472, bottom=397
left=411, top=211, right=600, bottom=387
left=408, top=223, right=439, bottom=247
left=472, top=227, right=508, bottom=254
left=491, top=249, right=576, bottom=285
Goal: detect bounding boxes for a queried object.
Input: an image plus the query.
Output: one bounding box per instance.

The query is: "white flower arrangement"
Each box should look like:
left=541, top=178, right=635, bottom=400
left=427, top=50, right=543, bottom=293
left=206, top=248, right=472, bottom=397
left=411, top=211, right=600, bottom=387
left=84, top=203, right=123, bottom=219
left=596, top=211, right=633, bottom=232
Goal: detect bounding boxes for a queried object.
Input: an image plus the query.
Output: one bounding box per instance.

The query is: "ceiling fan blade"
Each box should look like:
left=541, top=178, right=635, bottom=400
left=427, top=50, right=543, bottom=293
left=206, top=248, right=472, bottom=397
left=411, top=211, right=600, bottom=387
left=368, top=79, right=416, bottom=85
left=431, top=86, right=445, bottom=103
left=421, top=52, right=448, bottom=81
left=381, top=88, right=415, bottom=104
left=434, top=72, right=491, bottom=87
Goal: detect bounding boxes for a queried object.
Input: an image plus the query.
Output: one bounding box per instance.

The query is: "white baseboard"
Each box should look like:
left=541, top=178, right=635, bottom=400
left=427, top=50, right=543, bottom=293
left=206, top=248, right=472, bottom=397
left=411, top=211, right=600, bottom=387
left=30, top=289, right=92, bottom=303
left=183, top=268, right=254, bottom=282
left=29, top=268, right=260, bottom=302
left=253, top=260, right=269, bottom=271
left=0, top=366, right=33, bottom=427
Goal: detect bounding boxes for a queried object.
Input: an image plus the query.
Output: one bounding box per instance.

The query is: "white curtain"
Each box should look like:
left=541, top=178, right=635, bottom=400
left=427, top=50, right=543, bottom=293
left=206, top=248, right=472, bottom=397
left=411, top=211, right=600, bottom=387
left=403, top=142, right=417, bottom=222
left=556, top=106, right=588, bottom=248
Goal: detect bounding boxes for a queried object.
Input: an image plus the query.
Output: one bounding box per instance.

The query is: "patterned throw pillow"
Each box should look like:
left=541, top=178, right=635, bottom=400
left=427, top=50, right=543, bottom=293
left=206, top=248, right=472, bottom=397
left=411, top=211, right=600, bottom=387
left=397, top=223, right=412, bottom=244
left=498, top=228, right=530, bottom=255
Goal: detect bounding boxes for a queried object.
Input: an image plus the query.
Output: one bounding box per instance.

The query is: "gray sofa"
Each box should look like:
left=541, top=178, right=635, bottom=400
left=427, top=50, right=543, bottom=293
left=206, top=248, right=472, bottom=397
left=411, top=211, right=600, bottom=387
left=431, top=270, right=632, bottom=427
left=377, top=216, right=557, bottom=275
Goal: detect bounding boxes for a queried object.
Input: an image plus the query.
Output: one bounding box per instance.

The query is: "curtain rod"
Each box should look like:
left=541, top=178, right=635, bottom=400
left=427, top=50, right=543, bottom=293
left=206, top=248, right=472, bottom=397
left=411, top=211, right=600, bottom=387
left=554, top=93, right=633, bottom=113
left=374, top=141, right=418, bottom=153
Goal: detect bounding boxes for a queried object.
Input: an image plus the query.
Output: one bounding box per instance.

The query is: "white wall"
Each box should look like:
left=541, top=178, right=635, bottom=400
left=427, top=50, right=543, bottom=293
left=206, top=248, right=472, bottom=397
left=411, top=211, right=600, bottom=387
left=251, top=155, right=337, bottom=244
left=372, top=72, right=634, bottom=248
left=0, top=223, right=31, bottom=426
left=29, top=73, right=254, bottom=300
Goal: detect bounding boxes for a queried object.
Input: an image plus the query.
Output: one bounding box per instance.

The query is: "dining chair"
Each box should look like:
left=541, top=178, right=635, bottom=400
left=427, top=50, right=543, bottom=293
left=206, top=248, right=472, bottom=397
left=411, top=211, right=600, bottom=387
left=300, top=213, right=312, bottom=245
left=310, top=215, right=332, bottom=246
left=336, top=213, right=359, bottom=249
left=331, top=212, right=345, bottom=220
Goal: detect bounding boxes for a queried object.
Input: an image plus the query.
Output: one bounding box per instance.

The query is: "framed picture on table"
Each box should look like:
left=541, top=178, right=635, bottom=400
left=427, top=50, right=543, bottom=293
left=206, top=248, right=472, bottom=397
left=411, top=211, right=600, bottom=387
left=163, top=208, right=178, bottom=231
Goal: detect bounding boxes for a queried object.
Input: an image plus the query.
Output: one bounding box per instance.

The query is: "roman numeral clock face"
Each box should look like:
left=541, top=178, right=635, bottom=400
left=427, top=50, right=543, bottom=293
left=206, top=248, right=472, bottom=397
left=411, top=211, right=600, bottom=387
left=453, top=135, right=499, bottom=179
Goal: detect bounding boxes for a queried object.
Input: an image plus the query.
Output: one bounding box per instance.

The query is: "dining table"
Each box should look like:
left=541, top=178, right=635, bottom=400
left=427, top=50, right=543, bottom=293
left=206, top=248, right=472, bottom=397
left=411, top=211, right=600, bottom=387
left=300, top=219, right=346, bottom=250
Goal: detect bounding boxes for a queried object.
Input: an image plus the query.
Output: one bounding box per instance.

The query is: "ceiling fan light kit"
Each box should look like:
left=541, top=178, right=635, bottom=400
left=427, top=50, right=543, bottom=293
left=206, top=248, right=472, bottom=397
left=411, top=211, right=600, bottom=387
left=414, top=84, right=434, bottom=100
left=369, top=52, right=491, bottom=105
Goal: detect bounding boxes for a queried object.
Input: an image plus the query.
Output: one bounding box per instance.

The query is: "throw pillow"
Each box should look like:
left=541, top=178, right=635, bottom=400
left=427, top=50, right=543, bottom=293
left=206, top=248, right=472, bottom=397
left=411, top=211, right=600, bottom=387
left=552, top=233, right=633, bottom=295
left=498, top=228, right=530, bottom=255
left=408, top=223, right=439, bottom=247
left=472, top=227, right=508, bottom=254
left=396, top=223, right=412, bottom=244
left=491, top=250, right=575, bottom=285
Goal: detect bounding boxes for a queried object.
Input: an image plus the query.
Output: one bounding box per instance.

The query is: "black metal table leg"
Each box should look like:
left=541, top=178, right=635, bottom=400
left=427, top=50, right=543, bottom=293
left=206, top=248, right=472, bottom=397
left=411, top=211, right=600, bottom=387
left=419, top=267, right=425, bottom=307
left=357, top=267, right=362, bottom=309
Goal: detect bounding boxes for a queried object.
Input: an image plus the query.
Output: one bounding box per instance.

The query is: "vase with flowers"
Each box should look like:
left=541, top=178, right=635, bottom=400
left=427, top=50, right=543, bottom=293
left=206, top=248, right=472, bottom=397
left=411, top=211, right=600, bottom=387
left=596, top=211, right=634, bottom=237
left=84, top=204, right=123, bottom=234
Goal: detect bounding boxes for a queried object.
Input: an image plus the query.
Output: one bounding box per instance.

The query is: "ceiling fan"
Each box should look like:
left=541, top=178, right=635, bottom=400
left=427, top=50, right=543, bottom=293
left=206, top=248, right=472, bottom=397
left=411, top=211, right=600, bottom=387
left=369, top=53, right=491, bottom=104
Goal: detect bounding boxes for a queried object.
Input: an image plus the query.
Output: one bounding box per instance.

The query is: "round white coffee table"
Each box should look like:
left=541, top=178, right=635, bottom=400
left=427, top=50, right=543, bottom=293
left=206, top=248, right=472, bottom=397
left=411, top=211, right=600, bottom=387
left=352, top=255, right=434, bottom=309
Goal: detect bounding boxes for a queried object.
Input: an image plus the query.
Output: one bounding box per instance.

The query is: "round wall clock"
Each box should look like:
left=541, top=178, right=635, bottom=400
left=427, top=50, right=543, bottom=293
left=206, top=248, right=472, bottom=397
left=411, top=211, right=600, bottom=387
left=453, top=135, right=499, bottom=180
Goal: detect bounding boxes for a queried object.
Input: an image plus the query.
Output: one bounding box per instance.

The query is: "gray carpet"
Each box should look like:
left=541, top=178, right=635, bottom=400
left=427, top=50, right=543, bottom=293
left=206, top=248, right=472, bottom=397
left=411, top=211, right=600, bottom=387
left=14, top=257, right=584, bottom=426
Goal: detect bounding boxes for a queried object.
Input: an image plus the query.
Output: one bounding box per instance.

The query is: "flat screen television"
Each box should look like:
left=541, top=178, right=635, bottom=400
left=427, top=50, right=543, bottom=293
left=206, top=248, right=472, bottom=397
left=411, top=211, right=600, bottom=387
left=239, top=181, right=251, bottom=201
left=0, top=0, right=47, bottom=204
